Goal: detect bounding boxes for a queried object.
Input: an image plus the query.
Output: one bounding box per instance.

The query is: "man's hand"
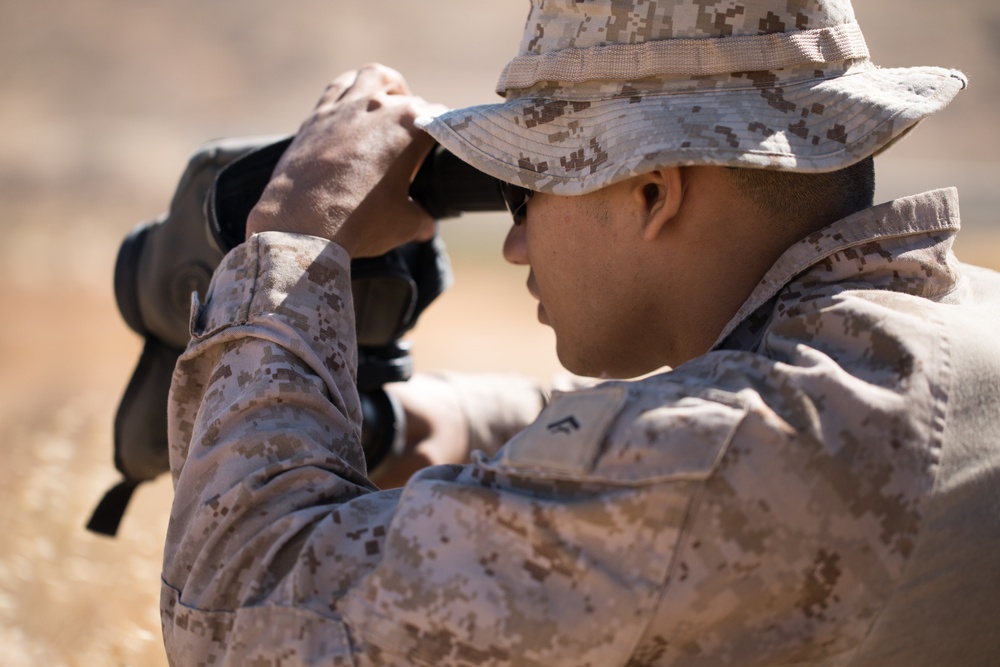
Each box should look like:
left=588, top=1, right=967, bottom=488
left=369, top=374, right=470, bottom=489
left=246, top=64, right=446, bottom=257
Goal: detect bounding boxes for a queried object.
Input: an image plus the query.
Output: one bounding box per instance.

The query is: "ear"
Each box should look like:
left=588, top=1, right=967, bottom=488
left=635, top=167, right=684, bottom=242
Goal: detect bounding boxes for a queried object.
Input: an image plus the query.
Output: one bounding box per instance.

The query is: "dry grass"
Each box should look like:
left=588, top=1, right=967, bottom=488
left=0, top=396, right=171, bottom=666
left=0, top=287, right=170, bottom=666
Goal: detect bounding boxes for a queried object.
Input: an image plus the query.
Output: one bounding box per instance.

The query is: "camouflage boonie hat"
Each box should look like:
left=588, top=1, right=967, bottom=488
left=417, top=0, right=967, bottom=195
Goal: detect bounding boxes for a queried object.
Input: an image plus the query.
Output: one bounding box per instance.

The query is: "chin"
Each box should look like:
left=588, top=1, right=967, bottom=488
left=557, top=342, right=662, bottom=380
left=555, top=348, right=593, bottom=378
left=557, top=349, right=623, bottom=380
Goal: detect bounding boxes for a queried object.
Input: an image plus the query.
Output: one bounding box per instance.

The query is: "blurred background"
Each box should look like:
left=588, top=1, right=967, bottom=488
left=1, top=1, right=997, bottom=664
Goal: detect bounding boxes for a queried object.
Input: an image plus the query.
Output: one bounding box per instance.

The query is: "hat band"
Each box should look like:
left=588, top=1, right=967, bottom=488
left=497, top=22, right=869, bottom=94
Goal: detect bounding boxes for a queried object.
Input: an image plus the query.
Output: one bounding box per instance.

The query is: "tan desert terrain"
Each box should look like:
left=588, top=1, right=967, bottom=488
left=1, top=1, right=998, bottom=663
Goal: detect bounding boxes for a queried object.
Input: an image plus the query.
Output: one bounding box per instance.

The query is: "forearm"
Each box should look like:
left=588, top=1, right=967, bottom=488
left=164, top=232, right=376, bottom=611
left=369, top=370, right=591, bottom=489
left=433, top=370, right=548, bottom=456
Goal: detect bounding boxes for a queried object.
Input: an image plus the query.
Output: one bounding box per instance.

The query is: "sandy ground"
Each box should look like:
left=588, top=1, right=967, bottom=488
left=2, top=1, right=999, bottom=664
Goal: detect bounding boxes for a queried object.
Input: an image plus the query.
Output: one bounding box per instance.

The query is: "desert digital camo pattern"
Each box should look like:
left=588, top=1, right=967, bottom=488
left=162, top=189, right=1000, bottom=665
left=416, top=0, right=966, bottom=194
left=510, top=0, right=858, bottom=53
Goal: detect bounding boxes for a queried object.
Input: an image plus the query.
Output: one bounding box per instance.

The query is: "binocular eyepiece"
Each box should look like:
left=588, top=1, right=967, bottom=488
left=89, top=135, right=507, bottom=536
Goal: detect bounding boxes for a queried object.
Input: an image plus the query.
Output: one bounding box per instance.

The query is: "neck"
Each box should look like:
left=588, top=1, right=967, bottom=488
left=648, top=167, right=799, bottom=368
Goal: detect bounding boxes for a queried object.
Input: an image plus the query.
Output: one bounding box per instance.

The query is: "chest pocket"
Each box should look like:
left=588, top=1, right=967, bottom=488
left=461, top=384, right=746, bottom=662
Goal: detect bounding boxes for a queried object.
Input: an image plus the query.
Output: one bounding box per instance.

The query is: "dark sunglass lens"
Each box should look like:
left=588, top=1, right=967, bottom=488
left=500, top=182, right=532, bottom=224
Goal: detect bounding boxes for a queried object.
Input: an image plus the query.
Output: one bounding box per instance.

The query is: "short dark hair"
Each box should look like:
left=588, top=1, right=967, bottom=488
left=726, top=156, right=875, bottom=231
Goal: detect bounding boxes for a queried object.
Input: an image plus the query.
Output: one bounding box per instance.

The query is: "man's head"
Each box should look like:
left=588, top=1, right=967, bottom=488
left=418, top=0, right=963, bottom=377
left=499, top=157, right=875, bottom=378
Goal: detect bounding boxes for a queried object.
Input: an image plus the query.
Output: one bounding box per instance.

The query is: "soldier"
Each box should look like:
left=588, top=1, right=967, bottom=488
left=162, top=1, right=1000, bottom=665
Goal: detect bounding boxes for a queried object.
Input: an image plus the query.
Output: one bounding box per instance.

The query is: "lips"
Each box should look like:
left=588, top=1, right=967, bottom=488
left=536, top=301, right=548, bottom=324
left=526, top=272, right=540, bottom=300
left=526, top=272, right=548, bottom=324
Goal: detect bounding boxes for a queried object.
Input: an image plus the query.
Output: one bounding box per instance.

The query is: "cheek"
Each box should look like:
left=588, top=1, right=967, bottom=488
left=542, top=258, right=618, bottom=344
left=525, top=192, right=621, bottom=315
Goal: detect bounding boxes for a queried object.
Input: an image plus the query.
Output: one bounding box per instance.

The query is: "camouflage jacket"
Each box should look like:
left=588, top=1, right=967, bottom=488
left=162, top=188, right=1000, bottom=666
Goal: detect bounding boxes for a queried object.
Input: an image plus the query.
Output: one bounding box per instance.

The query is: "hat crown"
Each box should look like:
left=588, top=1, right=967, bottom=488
left=518, top=0, right=858, bottom=56
left=421, top=0, right=965, bottom=195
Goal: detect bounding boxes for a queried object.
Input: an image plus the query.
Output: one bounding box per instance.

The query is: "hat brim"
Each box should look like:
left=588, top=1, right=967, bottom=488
left=417, top=63, right=966, bottom=195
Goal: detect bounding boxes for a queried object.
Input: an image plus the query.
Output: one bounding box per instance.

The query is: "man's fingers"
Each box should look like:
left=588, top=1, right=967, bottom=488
left=352, top=63, right=411, bottom=96
left=315, top=64, right=413, bottom=118
left=315, top=64, right=405, bottom=110
left=404, top=99, right=449, bottom=131
left=316, top=69, right=360, bottom=110
left=413, top=218, right=439, bottom=243
left=261, top=64, right=447, bottom=256
left=405, top=122, right=438, bottom=176
left=333, top=63, right=410, bottom=107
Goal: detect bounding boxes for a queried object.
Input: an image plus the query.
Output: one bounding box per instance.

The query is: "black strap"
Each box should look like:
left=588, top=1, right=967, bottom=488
left=86, top=479, right=140, bottom=537
left=86, top=338, right=180, bottom=536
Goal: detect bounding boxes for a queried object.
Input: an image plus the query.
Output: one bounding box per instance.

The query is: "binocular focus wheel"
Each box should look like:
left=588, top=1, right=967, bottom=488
left=167, top=262, right=213, bottom=326
left=114, top=223, right=153, bottom=337
left=359, top=388, right=406, bottom=471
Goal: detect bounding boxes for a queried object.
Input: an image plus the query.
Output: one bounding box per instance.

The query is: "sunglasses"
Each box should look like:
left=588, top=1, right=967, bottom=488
left=499, top=181, right=535, bottom=225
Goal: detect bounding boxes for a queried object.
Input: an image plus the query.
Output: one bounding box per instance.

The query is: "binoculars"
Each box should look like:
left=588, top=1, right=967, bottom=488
left=88, top=135, right=507, bottom=536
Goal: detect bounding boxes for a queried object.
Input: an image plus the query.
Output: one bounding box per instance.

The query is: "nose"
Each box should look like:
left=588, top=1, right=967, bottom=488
left=502, top=221, right=528, bottom=266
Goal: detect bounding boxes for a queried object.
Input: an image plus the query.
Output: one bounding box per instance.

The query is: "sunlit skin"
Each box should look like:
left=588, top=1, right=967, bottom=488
left=502, top=167, right=807, bottom=379
left=246, top=65, right=799, bottom=381
left=245, top=64, right=819, bottom=482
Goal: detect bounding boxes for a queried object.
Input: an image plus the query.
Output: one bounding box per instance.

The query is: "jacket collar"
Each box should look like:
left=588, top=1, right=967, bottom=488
left=713, top=188, right=962, bottom=351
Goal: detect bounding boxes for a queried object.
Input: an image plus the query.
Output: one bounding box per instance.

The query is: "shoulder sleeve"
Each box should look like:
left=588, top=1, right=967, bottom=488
left=628, top=292, right=947, bottom=664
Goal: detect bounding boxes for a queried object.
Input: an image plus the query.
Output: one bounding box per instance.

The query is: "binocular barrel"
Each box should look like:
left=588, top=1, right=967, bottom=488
left=209, top=136, right=507, bottom=253
left=91, top=137, right=509, bottom=536
left=117, top=137, right=507, bottom=350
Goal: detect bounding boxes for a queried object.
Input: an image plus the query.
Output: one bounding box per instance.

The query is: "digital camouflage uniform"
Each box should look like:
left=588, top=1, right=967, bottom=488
left=162, top=188, right=1000, bottom=665
left=162, top=0, right=994, bottom=664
